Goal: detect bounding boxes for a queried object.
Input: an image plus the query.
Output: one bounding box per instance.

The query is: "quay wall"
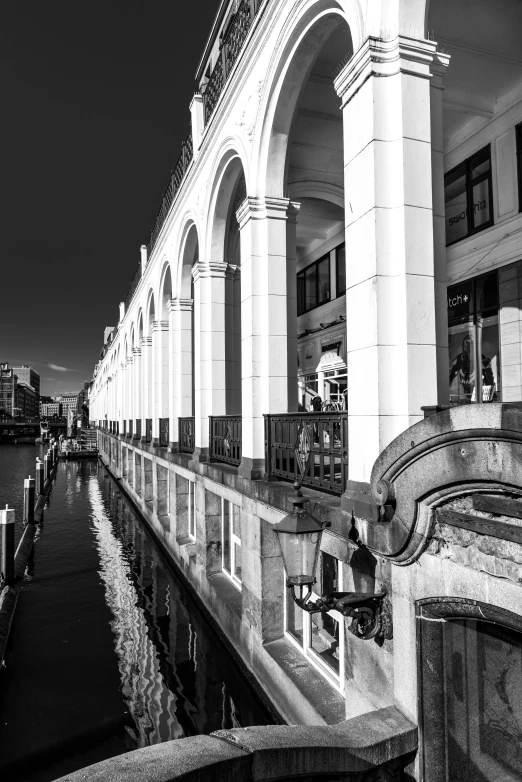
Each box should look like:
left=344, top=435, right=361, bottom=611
left=97, top=431, right=391, bottom=727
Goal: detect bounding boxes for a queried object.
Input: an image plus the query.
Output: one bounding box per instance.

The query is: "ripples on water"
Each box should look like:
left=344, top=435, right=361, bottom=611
left=0, top=457, right=273, bottom=781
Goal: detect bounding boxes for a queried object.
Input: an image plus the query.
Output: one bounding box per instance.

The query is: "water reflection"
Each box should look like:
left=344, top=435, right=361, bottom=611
left=89, top=469, right=270, bottom=744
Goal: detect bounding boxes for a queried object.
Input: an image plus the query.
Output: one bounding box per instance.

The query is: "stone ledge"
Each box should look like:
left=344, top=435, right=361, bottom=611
left=263, top=637, right=346, bottom=726
left=54, top=707, right=416, bottom=782
left=208, top=572, right=242, bottom=619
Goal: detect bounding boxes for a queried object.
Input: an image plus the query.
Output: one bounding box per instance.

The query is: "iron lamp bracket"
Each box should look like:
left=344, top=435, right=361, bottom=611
left=289, top=583, right=392, bottom=641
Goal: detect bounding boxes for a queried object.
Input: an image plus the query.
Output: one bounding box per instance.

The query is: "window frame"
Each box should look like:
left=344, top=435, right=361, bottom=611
left=188, top=480, right=195, bottom=540
left=515, top=122, right=522, bottom=212
left=447, top=270, right=501, bottom=405
left=335, top=243, right=346, bottom=299
left=221, top=498, right=241, bottom=588
left=284, top=552, right=345, bottom=693
left=445, top=145, right=494, bottom=247
left=297, top=253, right=331, bottom=316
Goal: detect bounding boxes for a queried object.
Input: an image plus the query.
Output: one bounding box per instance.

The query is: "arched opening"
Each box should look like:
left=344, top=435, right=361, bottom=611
left=418, top=597, right=522, bottom=782
left=427, top=0, right=522, bottom=409
left=160, top=265, right=172, bottom=321
left=179, top=224, right=198, bottom=419
left=209, top=156, right=246, bottom=417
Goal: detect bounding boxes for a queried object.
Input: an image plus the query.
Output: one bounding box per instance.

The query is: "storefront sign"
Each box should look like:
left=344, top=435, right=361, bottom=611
left=321, top=341, right=341, bottom=355
left=447, top=281, right=472, bottom=321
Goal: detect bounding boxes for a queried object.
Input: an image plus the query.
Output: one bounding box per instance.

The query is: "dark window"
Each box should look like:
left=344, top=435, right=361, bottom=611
left=335, top=244, right=346, bottom=298
left=515, top=122, right=522, bottom=212
left=297, top=254, right=331, bottom=316
left=447, top=270, right=500, bottom=405
left=445, top=146, right=493, bottom=246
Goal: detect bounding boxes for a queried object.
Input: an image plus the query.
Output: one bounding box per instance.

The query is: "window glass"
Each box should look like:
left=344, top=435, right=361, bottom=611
left=445, top=167, right=468, bottom=245
left=336, top=245, right=346, bottom=297
left=233, top=542, right=242, bottom=581
left=317, top=256, right=330, bottom=304
left=449, top=323, right=476, bottom=404
left=442, top=619, right=522, bottom=782
left=310, top=553, right=340, bottom=674
left=305, top=265, right=317, bottom=311
left=445, top=147, right=492, bottom=246
left=297, top=274, right=305, bottom=316
left=286, top=586, right=304, bottom=645
left=472, top=180, right=490, bottom=229
left=222, top=499, right=231, bottom=574
left=447, top=272, right=500, bottom=404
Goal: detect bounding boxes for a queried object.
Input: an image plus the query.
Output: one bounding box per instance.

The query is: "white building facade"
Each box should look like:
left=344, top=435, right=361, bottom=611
left=90, top=2, right=522, bottom=779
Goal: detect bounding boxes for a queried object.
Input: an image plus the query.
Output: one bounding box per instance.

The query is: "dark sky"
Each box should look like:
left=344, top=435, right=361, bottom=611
left=1, top=1, right=218, bottom=396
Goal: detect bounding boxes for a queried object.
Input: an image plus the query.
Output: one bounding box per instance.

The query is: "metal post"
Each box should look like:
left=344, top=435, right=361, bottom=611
left=0, top=505, right=15, bottom=585
left=48, top=448, right=53, bottom=470
left=44, top=454, right=50, bottom=482
left=36, top=459, right=45, bottom=496
left=23, top=476, right=35, bottom=525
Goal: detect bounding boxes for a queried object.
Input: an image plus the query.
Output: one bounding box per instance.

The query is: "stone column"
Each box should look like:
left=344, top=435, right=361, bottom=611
left=151, top=320, right=169, bottom=446
left=334, top=36, right=439, bottom=510
left=431, top=52, right=451, bottom=405
left=126, top=355, right=133, bottom=432
left=132, top=347, right=141, bottom=437
left=169, top=297, right=194, bottom=450
left=119, top=362, right=126, bottom=433
left=236, top=197, right=299, bottom=480
left=141, top=337, right=152, bottom=441
left=192, top=261, right=228, bottom=461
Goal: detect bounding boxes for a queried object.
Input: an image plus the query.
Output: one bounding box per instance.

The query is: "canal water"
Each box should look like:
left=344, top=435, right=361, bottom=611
left=0, top=449, right=275, bottom=782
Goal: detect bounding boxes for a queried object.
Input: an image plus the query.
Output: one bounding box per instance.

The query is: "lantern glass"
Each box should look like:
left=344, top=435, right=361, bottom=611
left=277, top=529, right=323, bottom=586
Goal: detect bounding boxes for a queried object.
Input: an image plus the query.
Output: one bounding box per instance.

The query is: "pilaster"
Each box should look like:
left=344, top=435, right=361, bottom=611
left=236, top=196, right=300, bottom=480
left=334, top=35, right=439, bottom=510
left=169, top=297, right=194, bottom=451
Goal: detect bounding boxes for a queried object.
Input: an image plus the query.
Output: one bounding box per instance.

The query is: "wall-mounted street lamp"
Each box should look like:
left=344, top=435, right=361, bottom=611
left=273, top=482, right=391, bottom=641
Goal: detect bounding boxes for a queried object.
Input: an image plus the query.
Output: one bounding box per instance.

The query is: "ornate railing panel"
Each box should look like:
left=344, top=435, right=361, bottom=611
left=135, top=419, right=141, bottom=440
left=145, top=418, right=152, bottom=443
left=209, top=415, right=242, bottom=466
left=179, top=417, right=195, bottom=454
left=202, top=0, right=262, bottom=125
left=146, top=132, right=193, bottom=262
left=264, top=412, right=348, bottom=495
left=159, top=418, right=169, bottom=447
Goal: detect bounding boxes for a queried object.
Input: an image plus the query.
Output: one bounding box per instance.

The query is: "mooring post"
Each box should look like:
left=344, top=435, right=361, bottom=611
left=0, top=505, right=15, bottom=586
left=48, top=447, right=54, bottom=470
left=23, top=476, right=35, bottom=525
left=36, top=459, right=45, bottom=496
left=44, top=454, right=50, bottom=483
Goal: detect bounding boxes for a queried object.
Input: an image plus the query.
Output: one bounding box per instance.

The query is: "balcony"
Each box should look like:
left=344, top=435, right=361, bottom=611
left=209, top=415, right=242, bottom=467
left=202, top=0, right=262, bottom=124
left=159, top=418, right=169, bottom=448
left=265, top=412, right=348, bottom=495
left=179, top=417, right=195, bottom=454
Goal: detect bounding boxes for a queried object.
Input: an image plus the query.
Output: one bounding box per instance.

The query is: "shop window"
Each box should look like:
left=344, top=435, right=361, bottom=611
left=445, top=146, right=493, bottom=246
left=297, top=255, right=331, bottom=315
left=515, top=122, right=522, bottom=212
left=285, top=551, right=344, bottom=690
left=222, top=499, right=241, bottom=587
left=335, top=244, right=346, bottom=298
left=418, top=599, right=522, bottom=782
left=448, top=271, right=500, bottom=405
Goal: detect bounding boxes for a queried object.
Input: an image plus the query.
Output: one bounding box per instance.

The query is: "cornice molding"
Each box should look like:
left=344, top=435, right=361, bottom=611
left=335, top=35, right=438, bottom=107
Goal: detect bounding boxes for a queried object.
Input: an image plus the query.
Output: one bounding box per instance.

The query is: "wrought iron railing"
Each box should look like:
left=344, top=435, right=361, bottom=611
left=145, top=418, right=152, bottom=443
left=136, top=419, right=141, bottom=440
left=147, top=132, right=193, bottom=260
left=124, top=263, right=141, bottom=313
left=209, top=415, right=242, bottom=466
left=128, top=419, right=133, bottom=438
left=264, top=412, right=348, bottom=495
left=159, top=417, right=169, bottom=448
left=123, top=420, right=127, bottom=437
left=202, top=0, right=262, bottom=124
left=179, top=417, right=195, bottom=454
